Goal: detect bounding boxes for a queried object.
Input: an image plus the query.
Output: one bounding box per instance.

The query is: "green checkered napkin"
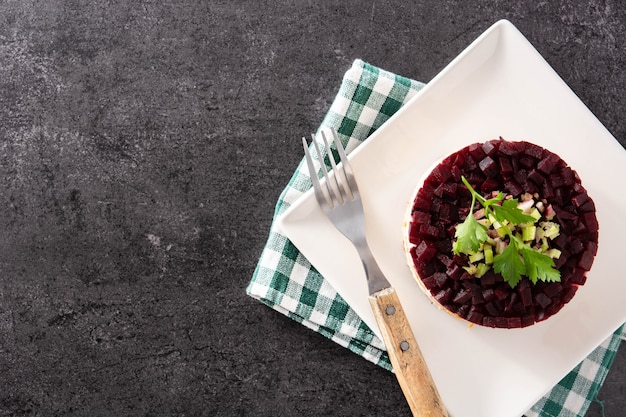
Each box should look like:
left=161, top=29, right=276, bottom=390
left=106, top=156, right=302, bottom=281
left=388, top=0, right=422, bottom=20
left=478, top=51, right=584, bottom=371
left=246, top=59, right=625, bottom=417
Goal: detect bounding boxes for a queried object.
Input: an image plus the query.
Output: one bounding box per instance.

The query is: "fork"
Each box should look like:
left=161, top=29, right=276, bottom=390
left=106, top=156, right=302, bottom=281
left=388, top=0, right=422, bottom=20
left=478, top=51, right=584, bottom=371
left=303, top=130, right=449, bottom=417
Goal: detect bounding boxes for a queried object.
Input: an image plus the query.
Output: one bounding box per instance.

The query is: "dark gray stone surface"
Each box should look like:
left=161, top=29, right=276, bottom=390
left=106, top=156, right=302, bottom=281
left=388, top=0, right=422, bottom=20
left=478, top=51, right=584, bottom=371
left=0, top=1, right=623, bottom=416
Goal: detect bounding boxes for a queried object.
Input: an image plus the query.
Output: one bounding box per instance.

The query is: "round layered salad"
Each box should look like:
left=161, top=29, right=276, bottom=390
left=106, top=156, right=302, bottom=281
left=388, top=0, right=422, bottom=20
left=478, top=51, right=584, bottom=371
left=404, top=138, right=599, bottom=328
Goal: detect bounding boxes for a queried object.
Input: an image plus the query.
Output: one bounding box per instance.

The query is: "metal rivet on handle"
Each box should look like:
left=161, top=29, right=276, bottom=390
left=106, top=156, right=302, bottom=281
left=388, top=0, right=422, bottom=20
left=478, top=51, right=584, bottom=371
left=400, top=341, right=410, bottom=351
left=385, top=305, right=396, bottom=315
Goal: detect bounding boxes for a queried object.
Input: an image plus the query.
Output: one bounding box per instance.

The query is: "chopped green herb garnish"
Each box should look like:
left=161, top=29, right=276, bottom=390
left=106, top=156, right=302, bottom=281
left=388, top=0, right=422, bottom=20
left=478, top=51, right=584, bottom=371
left=453, top=176, right=561, bottom=288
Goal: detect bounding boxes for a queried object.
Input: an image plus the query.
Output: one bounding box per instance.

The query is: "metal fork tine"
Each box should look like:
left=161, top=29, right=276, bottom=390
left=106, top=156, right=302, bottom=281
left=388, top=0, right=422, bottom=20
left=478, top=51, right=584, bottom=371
left=302, top=137, right=330, bottom=209
left=330, top=130, right=356, bottom=201
left=310, top=134, right=340, bottom=208
left=320, top=131, right=345, bottom=205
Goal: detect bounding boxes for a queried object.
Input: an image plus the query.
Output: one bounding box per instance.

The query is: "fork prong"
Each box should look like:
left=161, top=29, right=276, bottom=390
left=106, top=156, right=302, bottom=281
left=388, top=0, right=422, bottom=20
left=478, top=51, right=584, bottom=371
left=330, top=130, right=356, bottom=201
left=320, top=131, right=345, bottom=206
left=302, top=136, right=330, bottom=209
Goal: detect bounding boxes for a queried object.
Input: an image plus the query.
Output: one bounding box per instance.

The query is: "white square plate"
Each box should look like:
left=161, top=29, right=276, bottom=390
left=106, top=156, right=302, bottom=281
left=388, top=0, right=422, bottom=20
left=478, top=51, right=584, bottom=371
left=277, top=20, right=626, bottom=417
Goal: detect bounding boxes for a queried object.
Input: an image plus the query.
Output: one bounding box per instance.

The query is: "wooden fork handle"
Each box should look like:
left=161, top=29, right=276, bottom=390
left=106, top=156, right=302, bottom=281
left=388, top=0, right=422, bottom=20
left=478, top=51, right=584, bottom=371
left=369, top=287, right=450, bottom=417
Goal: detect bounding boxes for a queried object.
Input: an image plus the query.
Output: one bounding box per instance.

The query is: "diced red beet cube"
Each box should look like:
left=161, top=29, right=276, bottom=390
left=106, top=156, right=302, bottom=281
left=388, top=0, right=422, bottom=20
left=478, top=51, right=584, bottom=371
left=579, top=199, right=595, bottom=213
left=521, top=314, right=535, bottom=327
left=479, top=156, right=498, bottom=177
left=560, top=166, right=576, bottom=186
left=446, top=263, right=463, bottom=280
left=434, top=288, right=453, bottom=303
left=485, top=301, right=501, bottom=316
left=519, top=155, right=535, bottom=169
left=582, top=211, right=599, bottom=234
left=507, top=317, right=522, bottom=328
left=577, top=242, right=597, bottom=271
left=419, top=224, right=440, bottom=239
left=527, top=169, right=545, bottom=185
left=452, top=289, right=473, bottom=304
left=494, top=287, right=510, bottom=301
left=432, top=272, right=449, bottom=288
left=543, top=283, right=563, bottom=298
left=498, top=141, right=517, bottom=156
left=535, top=293, right=552, bottom=309
left=421, top=275, right=438, bottom=290
left=537, top=153, right=559, bottom=174
left=436, top=253, right=453, bottom=268
left=469, top=143, right=486, bottom=160
left=504, top=180, right=523, bottom=197
left=482, top=140, right=497, bottom=156
left=414, top=240, right=437, bottom=262
left=562, top=286, right=578, bottom=303
left=524, top=143, right=544, bottom=159
left=467, top=310, right=483, bottom=325
left=571, top=192, right=589, bottom=208
left=431, top=163, right=452, bottom=182
left=480, top=177, right=500, bottom=193
left=411, top=210, right=431, bottom=225
left=499, top=156, right=513, bottom=176
left=482, top=316, right=497, bottom=328
left=495, top=316, right=509, bottom=328
left=519, top=280, right=533, bottom=307
left=482, top=288, right=496, bottom=302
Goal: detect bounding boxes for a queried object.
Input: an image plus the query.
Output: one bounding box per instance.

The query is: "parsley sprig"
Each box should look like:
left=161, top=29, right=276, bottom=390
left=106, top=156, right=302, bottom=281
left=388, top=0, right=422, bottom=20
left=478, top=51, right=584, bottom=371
left=453, top=176, right=561, bottom=288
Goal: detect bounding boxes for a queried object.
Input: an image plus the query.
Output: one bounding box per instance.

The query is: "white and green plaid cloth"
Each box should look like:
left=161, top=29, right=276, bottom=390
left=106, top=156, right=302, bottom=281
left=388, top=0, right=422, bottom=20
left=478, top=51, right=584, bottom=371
left=246, top=59, right=625, bottom=417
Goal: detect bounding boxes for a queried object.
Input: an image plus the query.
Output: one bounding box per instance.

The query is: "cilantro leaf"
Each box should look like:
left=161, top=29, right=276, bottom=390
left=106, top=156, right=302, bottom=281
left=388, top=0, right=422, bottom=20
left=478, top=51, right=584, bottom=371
left=520, top=247, right=561, bottom=284
left=453, top=214, right=488, bottom=255
left=491, top=199, right=536, bottom=225
left=493, top=242, right=526, bottom=288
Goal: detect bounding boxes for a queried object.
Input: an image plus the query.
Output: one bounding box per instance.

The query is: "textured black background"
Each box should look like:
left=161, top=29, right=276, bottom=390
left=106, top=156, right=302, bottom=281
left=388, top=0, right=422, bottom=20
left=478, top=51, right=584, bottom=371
left=0, top=1, right=623, bottom=416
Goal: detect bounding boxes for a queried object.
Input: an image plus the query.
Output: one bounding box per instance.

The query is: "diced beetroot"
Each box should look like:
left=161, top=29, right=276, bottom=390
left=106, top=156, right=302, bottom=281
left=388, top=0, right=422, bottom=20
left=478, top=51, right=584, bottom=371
left=582, top=211, right=599, bottom=234
left=432, top=272, right=449, bottom=288
left=507, top=317, right=522, bottom=328
left=485, top=301, right=501, bottom=316
left=519, top=155, right=535, bottom=169
left=535, top=293, right=552, bottom=309
left=494, top=285, right=510, bottom=301
left=452, top=289, right=473, bottom=304
left=519, top=280, right=533, bottom=307
left=537, top=153, right=559, bottom=174
left=527, top=169, right=545, bottom=185
left=580, top=199, right=595, bottom=213
left=524, top=143, right=544, bottom=159
left=482, top=316, right=497, bottom=328
left=549, top=172, right=566, bottom=188
left=504, top=180, right=523, bottom=196
left=541, top=180, right=555, bottom=200
left=414, top=240, right=437, bottom=262
left=482, top=140, right=497, bottom=156
left=570, top=268, right=587, bottom=285
left=421, top=275, right=438, bottom=290
left=560, top=166, right=576, bottom=186
left=480, top=177, right=500, bottom=193
left=521, top=314, right=535, bottom=327
left=431, top=163, right=452, bottom=183
left=412, top=195, right=431, bottom=211
left=479, top=156, right=498, bottom=177
left=436, top=253, right=453, bottom=268
left=468, top=143, right=486, bottom=160
left=411, top=210, right=431, bottom=225
left=562, top=286, right=578, bottom=303
left=543, top=283, right=563, bottom=298
left=434, top=288, right=453, bottom=304
left=498, top=141, right=517, bottom=156
left=495, top=316, right=509, bottom=328
left=499, top=156, right=513, bottom=176
left=482, top=288, right=496, bottom=302
left=419, top=224, right=440, bottom=239
left=446, top=263, right=463, bottom=280
left=577, top=242, right=597, bottom=271
left=571, top=192, right=589, bottom=208
left=467, top=311, right=483, bottom=324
